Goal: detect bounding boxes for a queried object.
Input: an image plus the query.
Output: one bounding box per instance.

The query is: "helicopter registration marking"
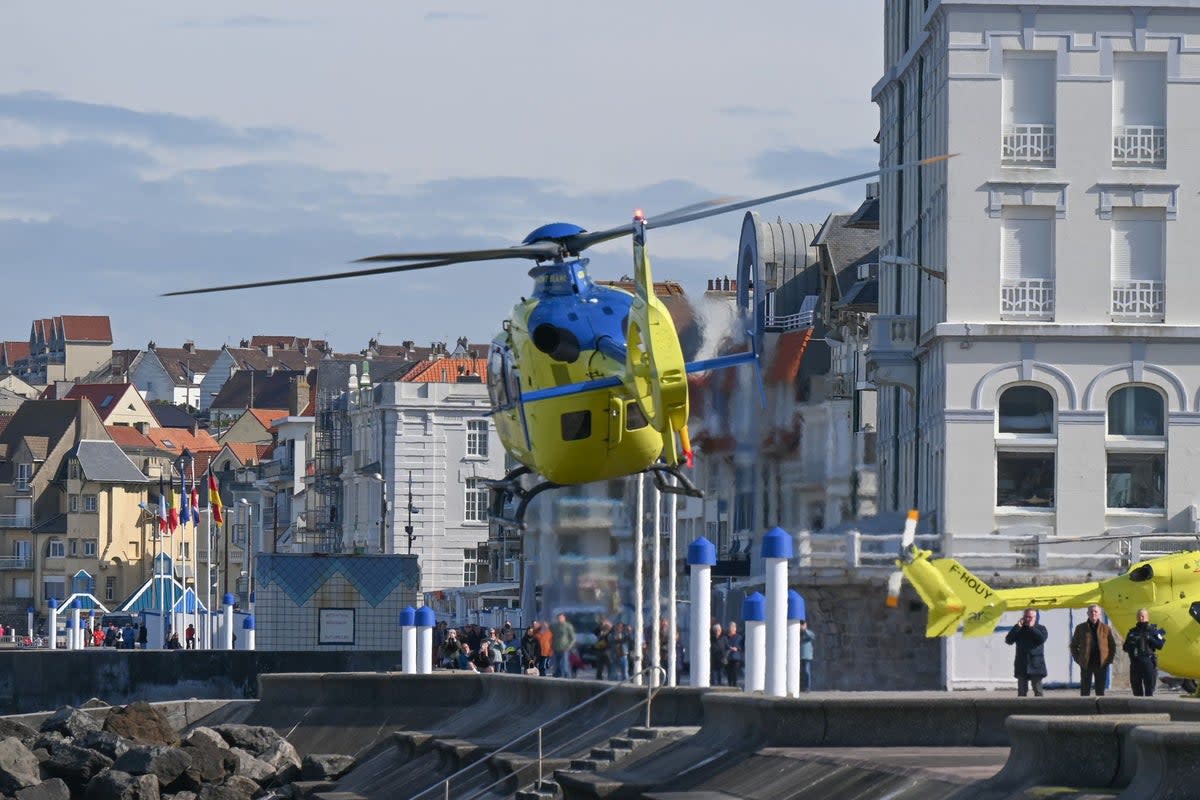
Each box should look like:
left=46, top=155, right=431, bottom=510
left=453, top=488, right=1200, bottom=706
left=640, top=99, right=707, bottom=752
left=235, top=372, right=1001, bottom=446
left=947, top=562, right=994, bottom=600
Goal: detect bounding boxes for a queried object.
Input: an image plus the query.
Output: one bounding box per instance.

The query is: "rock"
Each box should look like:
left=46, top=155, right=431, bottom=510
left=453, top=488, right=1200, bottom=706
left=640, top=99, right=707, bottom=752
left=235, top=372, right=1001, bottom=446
left=207, top=776, right=257, bottom=800
left=76, top=731, right=133, bottom=761
left=40, top=708, right=101, bottom=740
left=80, top=699, right=110, bottom=710
left=225, top=749, right=273, bottom=785
left=177, top=742, right=235, bottom=785
left=102, top=703, right=179, bottom=748
left=208, top=726, right=279, bottom=757
left=43, top=743, right=113, bottom=790
left=299, top=754, right=355, bottom=781
left=167, top=793, right=199, bottom=800
left=0, top=737, right=42, bottom=794
left=14, top=778, right=69, bottom=800
left=255, top=739, right=300, bottom=783
left=84, top=770, right=160, bottom=800
left=180, top=729, right=226, bottom=752
left=0, top=719, right=39, bottom=748
left=112, top=747, right=191, bottom=789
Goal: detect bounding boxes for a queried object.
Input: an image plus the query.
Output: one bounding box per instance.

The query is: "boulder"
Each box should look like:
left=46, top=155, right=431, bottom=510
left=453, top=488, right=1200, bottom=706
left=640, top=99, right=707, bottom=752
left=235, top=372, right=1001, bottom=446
left=225, top=749, right=273, bottom=785
left=167, top=793, right=199, bottom=800
left=177, top=742, right=235, bottom=785
left=102, top=703, right=178, bottom=748
left=14, top=778, right=69, bottom=800
left=0, top=719, right=39, bottom=749
left=180, top=729, right=226, bottom=752
left=32, top=733, right=65, bottom=753
left=255, top=739, right=300, bottom=783
left=196, top=775, right=257, bottom=800
left=76, top=731, right=133, bottom=761
left=83, top=770, right=160, bottom=800
left=43, top=743, right=113, bottom=790
left=208, top=726, right=279, bottom=757
left=80, top=699, right=110, bottom=710
left=0, top=737, right=41, bottom=794
left=112, top=747, right=191, bottom=789
left=40, top=708, right=101, bottom=740
left=299, top=754, right=355, bottom=781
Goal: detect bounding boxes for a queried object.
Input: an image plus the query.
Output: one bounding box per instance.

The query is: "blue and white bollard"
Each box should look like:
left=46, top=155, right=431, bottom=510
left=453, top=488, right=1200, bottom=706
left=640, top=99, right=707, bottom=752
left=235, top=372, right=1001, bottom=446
left=223, top=593, right=235, bottom=651
left=71, top=599, right=83, bottom=650
left=742, top=592, right=766, bottom=693
left=415, top=606, right=435, bottom=674
left=763, top=528, right=793, bottom=697
left=786, top=590, right=806, bottom=697
left=26, top=606, right=35, bottom=641
left=241, top=616, right=255, bottom=651
left=48, top=598, right=59, bottom=650
left=688, top=537, right=716, bottom=688
left=400, top=606, right=417, bottom=674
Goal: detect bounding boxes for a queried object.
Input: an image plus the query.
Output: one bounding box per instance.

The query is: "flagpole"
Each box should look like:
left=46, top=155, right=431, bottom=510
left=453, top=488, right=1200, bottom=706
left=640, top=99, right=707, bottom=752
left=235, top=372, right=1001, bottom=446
left=190, top=460, right=197, bottom=649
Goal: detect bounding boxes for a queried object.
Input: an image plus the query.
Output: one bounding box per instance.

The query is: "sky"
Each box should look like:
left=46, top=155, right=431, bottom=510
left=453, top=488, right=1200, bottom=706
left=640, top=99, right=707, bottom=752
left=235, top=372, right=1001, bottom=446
left=0, top=2, right=884, bottom=354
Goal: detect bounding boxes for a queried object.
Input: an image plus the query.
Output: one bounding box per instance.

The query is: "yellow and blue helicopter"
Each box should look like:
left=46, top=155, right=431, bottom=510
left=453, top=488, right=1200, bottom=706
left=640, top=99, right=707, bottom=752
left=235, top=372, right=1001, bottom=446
left=887, top=512, right=1200, bottom=681
left=169, top=156, right=950, bottom=526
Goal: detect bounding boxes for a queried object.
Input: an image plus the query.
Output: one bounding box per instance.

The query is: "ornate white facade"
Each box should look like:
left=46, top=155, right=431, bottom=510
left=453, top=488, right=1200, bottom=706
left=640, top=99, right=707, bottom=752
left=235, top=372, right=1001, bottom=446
left=872, top=1, right=1200, bottom=552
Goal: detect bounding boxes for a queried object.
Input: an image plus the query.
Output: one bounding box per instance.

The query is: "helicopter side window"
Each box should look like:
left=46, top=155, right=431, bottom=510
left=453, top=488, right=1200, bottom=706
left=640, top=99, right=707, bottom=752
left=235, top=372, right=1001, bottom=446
left=1128, top=563, right=1154, bottom=582
left=626, top=401, right=648, bottom=431
left=487, top=347, right=509, bottom=408
left=561, top=410, right=592, bottom=442
left=1191, top=601, right=1200, bottom=625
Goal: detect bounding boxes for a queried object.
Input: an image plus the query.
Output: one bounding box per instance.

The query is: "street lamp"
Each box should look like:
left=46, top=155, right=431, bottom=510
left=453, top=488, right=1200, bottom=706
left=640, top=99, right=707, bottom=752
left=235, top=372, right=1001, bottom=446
left=370, top=471, right=420, bottom=555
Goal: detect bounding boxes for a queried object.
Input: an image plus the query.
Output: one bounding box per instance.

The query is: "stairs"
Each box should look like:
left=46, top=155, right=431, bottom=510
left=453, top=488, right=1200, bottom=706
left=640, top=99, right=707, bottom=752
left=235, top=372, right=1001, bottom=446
left=514, top=726, right=680, bottom=799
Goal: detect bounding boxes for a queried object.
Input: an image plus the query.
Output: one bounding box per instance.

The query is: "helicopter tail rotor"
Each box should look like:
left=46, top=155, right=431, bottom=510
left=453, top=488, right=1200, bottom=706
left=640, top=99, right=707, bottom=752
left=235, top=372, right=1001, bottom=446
left=885, top=509, right=921, bottom=608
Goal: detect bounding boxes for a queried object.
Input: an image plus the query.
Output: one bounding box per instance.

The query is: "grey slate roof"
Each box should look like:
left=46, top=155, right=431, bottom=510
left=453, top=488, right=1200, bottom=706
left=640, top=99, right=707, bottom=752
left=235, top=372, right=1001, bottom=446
left=73, top=440, right=149, bottom=484
left=149, top=403, right=201, bottom=430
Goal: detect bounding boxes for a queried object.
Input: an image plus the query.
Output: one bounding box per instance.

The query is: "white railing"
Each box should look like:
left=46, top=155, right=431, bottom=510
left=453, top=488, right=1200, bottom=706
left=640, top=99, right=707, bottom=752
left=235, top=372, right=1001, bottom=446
left=1111, top=279, right=1164, bottom=321
left=0, top=556, right=32, bottom=571
left=1002, top=124, right=1055, bottom=166
left=0, top=514, right=32, bottom=528
left=1113, top=125, right=1166, bottom=167
left=1000, top=278, right=1055, bottom=320
left=764, top=308, right=814, bottom=331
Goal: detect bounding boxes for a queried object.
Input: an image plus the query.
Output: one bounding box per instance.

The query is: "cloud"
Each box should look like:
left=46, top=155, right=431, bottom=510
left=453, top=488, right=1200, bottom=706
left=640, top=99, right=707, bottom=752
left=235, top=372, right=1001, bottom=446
left=748, top=146, right=879, bottom=185
left=0, top=92, right=312, bottom=150
left=718, top=105, right=794, bottom=119
left=423, top=11, right=485, bottom=22
left=178, top=15, right=311, bottom=29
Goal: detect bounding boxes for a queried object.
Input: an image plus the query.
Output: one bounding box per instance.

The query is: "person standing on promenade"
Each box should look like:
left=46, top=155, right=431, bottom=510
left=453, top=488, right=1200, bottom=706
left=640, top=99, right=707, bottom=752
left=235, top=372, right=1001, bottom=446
left=1123, top=608, right=1166, bottom=697
left=724, top=621, right=744, bottom=688
left=1005, top=608, right=1048, bottom=697
left=799, top=620, right=816, bottom=692
left=1070, top=605, right=1117, bottom=696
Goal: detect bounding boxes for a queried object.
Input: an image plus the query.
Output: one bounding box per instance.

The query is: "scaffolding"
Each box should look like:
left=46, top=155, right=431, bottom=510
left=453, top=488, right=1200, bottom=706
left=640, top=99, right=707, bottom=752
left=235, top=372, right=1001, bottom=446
left=310, top=361, right=351, bottom=553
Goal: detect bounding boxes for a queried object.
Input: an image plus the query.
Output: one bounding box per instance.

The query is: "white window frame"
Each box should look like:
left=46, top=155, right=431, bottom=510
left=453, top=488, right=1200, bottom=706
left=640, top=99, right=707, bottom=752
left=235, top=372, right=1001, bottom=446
left=15, top=463, right=31, bottom=491
left=463, top=548, right=478, bottom=586
left=464, top=478, right=488, bottom=523
left=48, top=539, right=65, bottom=559
left=69, top=495, right=79, bottom=513
left=83, top=494, right=97, bottom=513
left=995, top=384, right=1058, bottom=511
left=1106, top=386, right=1167, bottom=511
left=466, top=419, right=489, bottom=458
left=83, top=540, right=96, bottom=557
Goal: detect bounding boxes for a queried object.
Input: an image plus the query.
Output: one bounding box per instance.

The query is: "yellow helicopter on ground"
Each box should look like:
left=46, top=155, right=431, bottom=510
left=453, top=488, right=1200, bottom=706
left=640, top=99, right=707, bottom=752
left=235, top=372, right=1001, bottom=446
left=886, top=512, right=1200, bottom=680
left=170, top=156, right=950, bottom=526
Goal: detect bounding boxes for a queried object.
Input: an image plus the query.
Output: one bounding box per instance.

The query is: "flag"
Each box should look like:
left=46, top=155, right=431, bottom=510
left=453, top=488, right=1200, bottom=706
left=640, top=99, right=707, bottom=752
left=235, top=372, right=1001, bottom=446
left=157, top=479, right=168, bottom=529
left=180, top=475, right=191, bottom=528
left=208, top=471, right=224, bottom=524
left=190, top=480, right=201, bottom=527
left=167, top=477, right=180, bottom=534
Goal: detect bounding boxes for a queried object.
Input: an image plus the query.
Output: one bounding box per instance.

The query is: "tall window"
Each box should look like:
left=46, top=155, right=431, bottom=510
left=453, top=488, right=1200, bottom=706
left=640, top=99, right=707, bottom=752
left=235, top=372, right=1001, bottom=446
left=105, top=576, right=116, bottom=601
left=996, top=385, right=1056, bottom=508
left=1106, top=386, right=1166, bottom=510
left=1111, top=208, right=1165, bottom=321
left=464, top=478, right=488, bottom=522
left=466, top=419, right=489, bottom=458
left=48, top=539, right=65, bottom=558
left=83, top=494, right=97, bottom=513
left=1002, top=52, right=1056, bottom=165
left=15, top=463, right=31, bottom=491
left=1113, top=55, right=1166, bottom=167
left=83, top=540, right=96, bottom=557
left=463, top=548, right=478, bottom=586
left=1000, top=207, right=1055, bottom=320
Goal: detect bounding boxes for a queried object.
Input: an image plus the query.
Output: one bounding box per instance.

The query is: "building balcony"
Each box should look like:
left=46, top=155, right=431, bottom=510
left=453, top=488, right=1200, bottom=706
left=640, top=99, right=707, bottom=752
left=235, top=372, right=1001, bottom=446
left=865, top=315, right=917, bottom=392
left=1111, top=280, right=1164, bottom=322
left=0, top=556, right=32, bottom=571
left=1001, top=124, right=1055, bottom=166
left=1113, top=125, right=1165, bottom=168
left=0, top=514, right=32, bottom=528
left=1000, top=278, right=1055, bottom=321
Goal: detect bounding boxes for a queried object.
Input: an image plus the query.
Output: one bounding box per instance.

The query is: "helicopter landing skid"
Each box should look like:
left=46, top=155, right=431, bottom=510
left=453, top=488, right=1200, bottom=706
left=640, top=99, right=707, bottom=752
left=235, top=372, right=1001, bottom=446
left=645, top=463, right=703, bottom=498
left=484, top=467, right=562, bottom=532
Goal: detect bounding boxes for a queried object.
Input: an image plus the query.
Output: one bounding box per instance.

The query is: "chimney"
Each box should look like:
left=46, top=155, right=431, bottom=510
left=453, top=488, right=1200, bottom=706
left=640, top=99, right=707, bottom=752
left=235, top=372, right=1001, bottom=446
left=182, top=340, right=195, bottom=353
left=264, top=344, right=273, bottom=358
left=135, top=421, right=149, bottom=434
left=289, top=375, right=309, bottom=416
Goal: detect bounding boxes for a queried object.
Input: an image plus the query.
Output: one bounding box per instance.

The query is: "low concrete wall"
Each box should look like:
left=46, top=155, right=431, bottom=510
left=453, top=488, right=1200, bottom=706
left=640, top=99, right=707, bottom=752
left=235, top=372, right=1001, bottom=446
left=0, top=650, right=399, bottom=714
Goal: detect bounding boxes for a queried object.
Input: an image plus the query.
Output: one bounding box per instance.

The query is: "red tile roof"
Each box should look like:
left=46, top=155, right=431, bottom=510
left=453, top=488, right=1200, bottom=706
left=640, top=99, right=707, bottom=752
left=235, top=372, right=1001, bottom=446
left=224, top=442, right=264, bottom=466
left=59, top=315, right=113, bottom=343
left=0, top=341, right=30, bottom=365
left=105, top=425, right=157, bottom=449
left=143, top=427, right=220, bottom=455
left=248, top=408, right=289, bottom=430
left=64, top=382, right=136, bottom=412
left=402, top=357, right=488, bottom=384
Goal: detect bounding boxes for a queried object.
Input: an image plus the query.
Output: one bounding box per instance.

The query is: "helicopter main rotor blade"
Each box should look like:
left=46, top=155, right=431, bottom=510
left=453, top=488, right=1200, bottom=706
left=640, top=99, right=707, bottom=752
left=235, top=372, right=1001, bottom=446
left=161, top=256, right=474, bottom=297
left=570, top=154, right=955, bottom=252
left=351, top=242, right=562, bottom=264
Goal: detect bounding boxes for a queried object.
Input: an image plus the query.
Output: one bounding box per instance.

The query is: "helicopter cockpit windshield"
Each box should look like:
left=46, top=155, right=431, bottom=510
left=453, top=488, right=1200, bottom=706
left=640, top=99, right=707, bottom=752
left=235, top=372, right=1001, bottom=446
left=487, top=344, right=522, bottom=414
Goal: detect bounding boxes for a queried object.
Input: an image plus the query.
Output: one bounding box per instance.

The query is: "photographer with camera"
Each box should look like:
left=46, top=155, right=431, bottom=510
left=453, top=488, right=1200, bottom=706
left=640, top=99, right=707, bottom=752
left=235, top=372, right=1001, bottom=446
left=1005, top=608, right=1048, bottom=697
left=1123, top=608, right=1166, bottom=696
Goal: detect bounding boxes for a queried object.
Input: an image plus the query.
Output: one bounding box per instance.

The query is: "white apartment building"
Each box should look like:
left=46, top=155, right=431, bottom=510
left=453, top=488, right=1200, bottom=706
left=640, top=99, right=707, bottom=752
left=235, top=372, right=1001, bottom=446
left=343, top=372, right=504, bottom=593
left=871, top=1, right=1200, bottom=549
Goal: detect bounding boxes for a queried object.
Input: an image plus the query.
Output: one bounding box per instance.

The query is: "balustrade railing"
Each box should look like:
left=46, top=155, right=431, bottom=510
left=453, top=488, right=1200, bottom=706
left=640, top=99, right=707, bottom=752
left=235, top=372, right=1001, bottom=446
left=0, top=514, right=32, bottom=528
left=1002, top=124, right=1055, bottom=166
left=1113, top=125, right=1166, bottom=167
left=1111, top=279, right=1164, bottom=321
left=0, top=556, right=33, bottom=571
left=1000, top=278, right=1055, bottom=320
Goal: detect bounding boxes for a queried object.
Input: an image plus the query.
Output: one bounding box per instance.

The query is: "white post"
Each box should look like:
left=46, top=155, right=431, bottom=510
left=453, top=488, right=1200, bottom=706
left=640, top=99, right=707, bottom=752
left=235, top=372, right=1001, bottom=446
left=667, top=488, right=678, bottom=687
left=223, top=592, right=235, bottom=650
left=71, top=604, right=82, bottom=651
left=205, top=504, right=213, bottom=650
left=400, top=607, right=417, bottom=674
left=687, top=537, right=715, bottom=688
left=48, top=599, right=59, bottom=650
left=242, top=616, right=256, bottom=651
left=743, top=592, right=766, bottom=693
left=651, top=484, right=662, bottom=687
left=763, top=527, right=792, bottom=698
left=633, top=475, right=644, bottom=685
left=786, top=590, right=805, bottom=697
left=26, top=606, right=34, bottom=641
left=416, top=606, right=435, bottom=674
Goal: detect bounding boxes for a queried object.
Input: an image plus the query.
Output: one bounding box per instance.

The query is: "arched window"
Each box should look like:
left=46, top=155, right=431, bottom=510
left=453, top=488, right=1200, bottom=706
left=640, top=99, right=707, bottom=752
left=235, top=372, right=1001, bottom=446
left=1106, top=386, right=1166, bottom=510
left=995, top=385, right=1056, bottom=509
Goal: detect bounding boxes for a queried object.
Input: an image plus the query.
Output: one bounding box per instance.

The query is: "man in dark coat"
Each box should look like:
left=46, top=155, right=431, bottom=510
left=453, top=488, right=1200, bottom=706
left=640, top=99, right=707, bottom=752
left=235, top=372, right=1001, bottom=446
left=1123, top=608, right=1166, bottom=696
left=1070, top=604, right=1117, bottom=696
left=1005, top=608, right=1048, bottom=697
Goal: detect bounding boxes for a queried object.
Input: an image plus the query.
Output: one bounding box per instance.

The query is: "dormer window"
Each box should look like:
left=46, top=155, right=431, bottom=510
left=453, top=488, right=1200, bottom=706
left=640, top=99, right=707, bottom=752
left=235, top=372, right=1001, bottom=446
left=15, top=463, right=31, bottom=491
